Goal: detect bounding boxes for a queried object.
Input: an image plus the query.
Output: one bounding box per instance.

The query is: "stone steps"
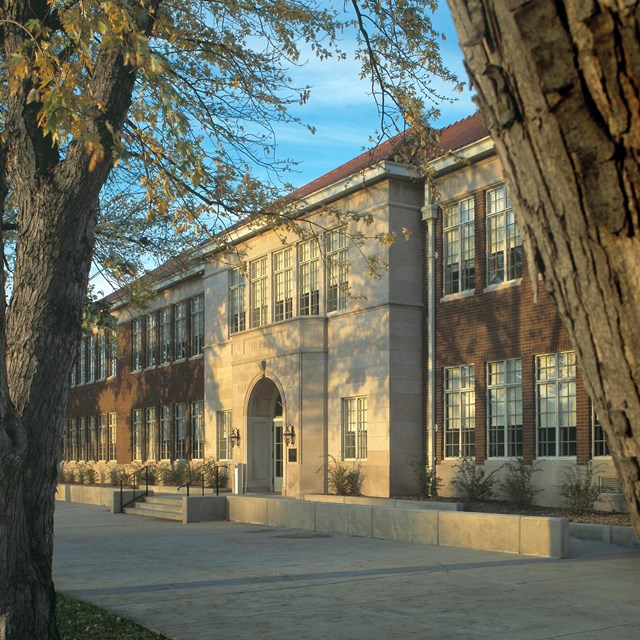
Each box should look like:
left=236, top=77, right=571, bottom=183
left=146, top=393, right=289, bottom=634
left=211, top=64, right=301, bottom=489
left=122, top=494, right=183, bottom=522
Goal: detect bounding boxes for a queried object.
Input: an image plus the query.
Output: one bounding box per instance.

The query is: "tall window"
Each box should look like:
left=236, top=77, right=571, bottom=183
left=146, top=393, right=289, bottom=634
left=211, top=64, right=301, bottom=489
left=79, top=339, right=86, bottom=384
left=191, top=296, right=204, bottom=356
left=175, top=403, right=187, bottom=459
left=108, top=413, right=117, bottom=461
left=88, top=336, right=95, bottom=382
left=486, top=185, right=523, bottom=285
left=443, top=197, right=475, bottom=295
left=327, top=228, right=349, bottom=312
left=191, top=400, right=204, bottom=459
left=273, top=248, right=293, bottom=322
left=217, top=411, right=232, bottom=460
left=69, top=418, right=78, bottom=461
left=87, top=416, right=95, bottom=462
left=97, top=333, right=107, bottom=379
left=108, top=329, right=118, bottom=377
left=250, top=256, right=269, bottom=328
left=146, top=407, right=157, bottom=461
left=70, top=359, right=77, bottom=387
left=97, top=415, right=107, bottom=461
left=487, top=359, right=522, bottom=457
left=158, top=307, right=171, bottom=363
left=160, top=405, right=172, bottom=459
left=537, top=351, right=576, bottom=457
left=78, top=417, right=86, bottom=460
left=343, top=396, right=367, bottom=460
left=229, top=268, right=246, bottom=334
left=146, top=314, right=157, bottom=367
left=592, top=410, right=610, bottom=457
left=132, top=319, right=143, bottom=370
left=132, top=409, right=143, bottom=461
left=174, top=302, right=187, bottom=360
left=444, top=365, right=475, bottom=458
left=298, top=239, right=320, bottom=316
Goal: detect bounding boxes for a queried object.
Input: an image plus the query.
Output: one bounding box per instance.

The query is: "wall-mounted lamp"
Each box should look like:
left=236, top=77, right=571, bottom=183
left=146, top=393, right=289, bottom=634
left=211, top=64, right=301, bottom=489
left=283, top=423, right=295, bottom=447
left=229, top=427, right=241, bottom=448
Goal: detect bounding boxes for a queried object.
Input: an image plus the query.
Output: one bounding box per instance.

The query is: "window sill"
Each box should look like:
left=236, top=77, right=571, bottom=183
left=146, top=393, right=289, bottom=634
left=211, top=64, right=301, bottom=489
left=440, top=290, right=474, bottom=303
left=483, top=278, right=522, bottom=294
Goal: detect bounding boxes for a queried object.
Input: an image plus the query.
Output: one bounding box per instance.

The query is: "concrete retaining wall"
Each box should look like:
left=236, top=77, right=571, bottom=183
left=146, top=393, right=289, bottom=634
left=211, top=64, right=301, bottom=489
left=303, top=494, right=463, bottom=511
left=569, top=522, right=639, bottom=547
left=184, top=496, right=228, bottom=523
left=56, top=484, right=136, bottom=512
left=227, top=496, right=568, bottom=558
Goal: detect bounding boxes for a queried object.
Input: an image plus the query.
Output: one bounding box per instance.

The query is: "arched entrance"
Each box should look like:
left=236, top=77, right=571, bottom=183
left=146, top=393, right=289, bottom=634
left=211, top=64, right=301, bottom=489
left=247, top=378, right=284, bottom=492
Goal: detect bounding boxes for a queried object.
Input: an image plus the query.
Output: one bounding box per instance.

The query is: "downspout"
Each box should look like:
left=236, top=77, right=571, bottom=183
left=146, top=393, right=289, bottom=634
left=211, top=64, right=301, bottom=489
left=421, top=185, right=438, bottom=472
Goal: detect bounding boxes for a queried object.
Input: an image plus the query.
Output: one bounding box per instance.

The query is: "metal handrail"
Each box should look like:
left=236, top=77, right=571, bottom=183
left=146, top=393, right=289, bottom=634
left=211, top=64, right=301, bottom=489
left=119, top=466, right=151, bottom=510
left=177, top=464, right=227, bottom=497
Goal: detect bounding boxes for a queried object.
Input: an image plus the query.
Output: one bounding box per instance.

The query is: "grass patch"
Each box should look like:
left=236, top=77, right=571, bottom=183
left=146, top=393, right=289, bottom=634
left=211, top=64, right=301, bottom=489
left=57, top=593, right=171, bottom=640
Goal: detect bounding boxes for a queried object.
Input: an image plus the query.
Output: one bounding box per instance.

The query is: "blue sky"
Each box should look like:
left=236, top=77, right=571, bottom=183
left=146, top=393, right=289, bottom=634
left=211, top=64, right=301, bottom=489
left=273, top=3, right=476, bottom=190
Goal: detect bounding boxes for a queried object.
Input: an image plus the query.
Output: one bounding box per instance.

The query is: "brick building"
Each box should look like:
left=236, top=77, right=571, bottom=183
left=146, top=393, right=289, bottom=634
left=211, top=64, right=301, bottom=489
left=64, top=113, right=618, bottom=506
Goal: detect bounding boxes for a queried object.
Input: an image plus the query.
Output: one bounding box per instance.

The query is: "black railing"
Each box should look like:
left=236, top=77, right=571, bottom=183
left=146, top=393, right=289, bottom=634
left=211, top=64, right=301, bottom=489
left=120, top=466, right=151, bottom=510
left=177, top=465, right=227, bottom=497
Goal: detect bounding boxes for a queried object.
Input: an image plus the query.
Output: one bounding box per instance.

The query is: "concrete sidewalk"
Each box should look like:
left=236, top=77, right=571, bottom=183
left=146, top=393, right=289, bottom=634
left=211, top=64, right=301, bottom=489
left=53, top=502, right=640, bottom=640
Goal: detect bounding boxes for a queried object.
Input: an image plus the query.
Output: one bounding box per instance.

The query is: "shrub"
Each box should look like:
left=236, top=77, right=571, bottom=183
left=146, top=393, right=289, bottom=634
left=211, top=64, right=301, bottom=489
left=560, top=462, right=601, bottom=514
left=159, top=460, right=187, bottom=486
left=451, top=457, right=500, bottom=503
left=500, top=458, right=543, bottom=508
left=109, top=465, right=130, bottom=486
left=201, top=457, right=229, bottom=489
left=76, top=462, right=99, bottom=485
left=407, top=456, right=443, bottom=499
left=327, top=455, right=364, bottom=496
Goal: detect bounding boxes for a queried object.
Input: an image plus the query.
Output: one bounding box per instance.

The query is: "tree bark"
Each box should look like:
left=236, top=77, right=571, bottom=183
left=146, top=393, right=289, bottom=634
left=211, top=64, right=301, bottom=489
left=447, top=0, right=640, bottom=534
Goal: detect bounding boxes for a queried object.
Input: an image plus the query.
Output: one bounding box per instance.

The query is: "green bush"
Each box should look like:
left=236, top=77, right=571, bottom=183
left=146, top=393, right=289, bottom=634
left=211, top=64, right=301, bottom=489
left=327, top=455, right=364, bottom=496
left=108, top=464, right=130, bottom=486
left=451, top=457, right=500, bottom=503
left=159, top=460, right=187, bottom=486
left=407, top=456, right=442, bottom=499
left=200, top=457, right=229, bottom=489
left=560, top=462, right=601, bottom=514
left=77, top=462, right=99, bottom=485
left=500, top=458, right=542, bottom=508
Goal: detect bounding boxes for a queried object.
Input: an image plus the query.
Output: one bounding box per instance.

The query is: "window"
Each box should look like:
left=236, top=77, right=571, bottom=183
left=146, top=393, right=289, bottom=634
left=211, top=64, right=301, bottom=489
left=191, top=296, right=204, bottom=356
left=88, top=336, right=95, bottom=383
left=97, top=333, right=106, bottom=379
left=191, top=400, right=204, bottom=459
left=486, top=185, right=523, bottom=285
left=146, top=314, right=157, bottom=367
left=174, top=302, right=187, bottom=360
left=537, top=351, right=576, bottom=457
left=108, top=329, right=118, bottom=377
left=443, top=197, right=475, bottom=295
left=132, top=409, right=143, bottom=461
left=273, top=248, right=293, bottom=322
left=444, top=365, right=475, bottom=458
left=97, top=415, right=107, bottom=461
left=78, top=417, right=86, bottom=460
left=160, top=307, right=172, bottom=363
left=175, top=403, right=186, bottom=459
left=487, top=359, right=522, bottom=457
left=298, top=239, right=320, bottom=316
left=87, top=416, right=95, bottom=462
left=160, top=405, right=172, bottom=459
left=217, top=411, right=232, bottom=460
left=592, top=410, right=610, bottom=457
left=132, top=319, right=143, bottom=370
left=70, top=359, right=77, bottom=387
left=250, top=257, right=269, bottom=328
left=69, top=418, right=78, bottom=461
left=146, top=407, right=157, bottom=461
left=343, top=396, right=367, bottom=460
left=108, top=413, right=117, bottom=461
left=327, top=228, right=349, bottom=311
left=229, top=268, right=246, bottom=334
left=79, top=339, right=86, bottom=384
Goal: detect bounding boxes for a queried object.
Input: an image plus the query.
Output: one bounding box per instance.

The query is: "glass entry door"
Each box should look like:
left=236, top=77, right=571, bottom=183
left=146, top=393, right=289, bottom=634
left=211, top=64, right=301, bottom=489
left=272, top=418, right=283, bottom=492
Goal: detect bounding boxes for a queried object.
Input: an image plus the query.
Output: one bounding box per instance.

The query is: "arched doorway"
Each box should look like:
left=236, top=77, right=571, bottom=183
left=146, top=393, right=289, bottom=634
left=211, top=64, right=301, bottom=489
left=247, top=378, right=284, bottom=492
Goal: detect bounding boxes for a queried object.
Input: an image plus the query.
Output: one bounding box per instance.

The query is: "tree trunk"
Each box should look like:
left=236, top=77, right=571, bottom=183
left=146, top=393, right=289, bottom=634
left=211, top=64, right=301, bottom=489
left=447, top=0, right=640, bottom=534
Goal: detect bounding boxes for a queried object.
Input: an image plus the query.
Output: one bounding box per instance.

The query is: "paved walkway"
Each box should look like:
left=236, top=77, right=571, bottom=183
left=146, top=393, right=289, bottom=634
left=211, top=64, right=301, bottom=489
left=53, top=502, right=640, bottom=640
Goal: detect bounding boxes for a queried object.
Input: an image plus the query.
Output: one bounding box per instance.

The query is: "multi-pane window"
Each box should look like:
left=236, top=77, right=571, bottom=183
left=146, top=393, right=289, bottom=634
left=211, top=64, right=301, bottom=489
left=132, top=409, right=143, bottom=461
left=70, top=359, right=77, bottom=387
left=146, top=314, right=157, bottom=367
left=69, top=418, right=78, bottom=461
left=146, top=407, right=157, bottom=461
left=443, top=197, right=475, bottom=295
left=593, top=410, right=610, bottom=457
left=79, top=340, right=86, bottom=384
left=97, top=333, right=107, bottom=379
left=191, top=296, right=204, bottom=356
left=537, top=351, right=576, bottom=457
left=298, top=239, right=320, bottom=316
left=343, top=396, right=367, bottom=460
left=160, top=405, right=172, bottom=459
left=88, top=336, right=95, bottom=383
left=160, top=308, right=172, bottom=363
left=132, top=318, right=143, bottom=370
left=108, top=330, right=118, bottom=377
left=327, top=228, right=349, bottom=312
left=174, top=302, right=187, bottom=360
left=175, top=403, right=187, bottom=459
left=273, top=249, right=293, bottom=322
left=87, top=416, right=95, bottom=462
left=487, top=359, right=522, bottom=457
left=444, top=365, right=476, bottom=458
left=217, top=411, right=232, bottom=460
left=108, top=413, right=117, bottom=461
left=250, top=257, right=269, bottom=328
left=78, top=416, right=86, bottom=460
left=486, top=185, right=523, bottom=285
left=229, top=268, right=246, bottom=334
left=97, top=415, right=107, bottom=461
left=191, top=400, right=204, bottom=459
